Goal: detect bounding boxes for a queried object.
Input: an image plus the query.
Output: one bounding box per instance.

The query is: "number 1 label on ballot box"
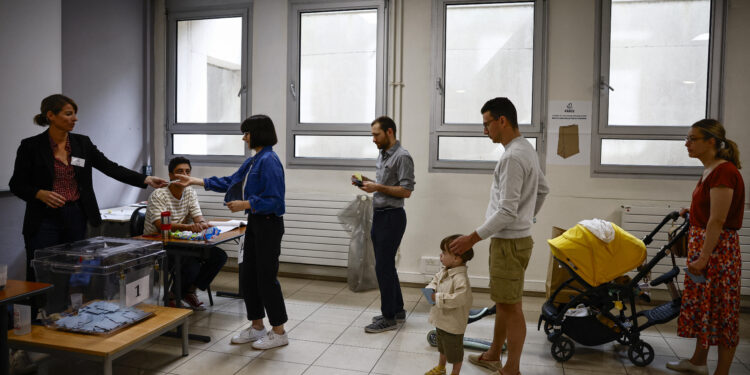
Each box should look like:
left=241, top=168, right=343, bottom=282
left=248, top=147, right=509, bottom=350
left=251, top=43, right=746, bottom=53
left=126, top=275, right=151, bottom=306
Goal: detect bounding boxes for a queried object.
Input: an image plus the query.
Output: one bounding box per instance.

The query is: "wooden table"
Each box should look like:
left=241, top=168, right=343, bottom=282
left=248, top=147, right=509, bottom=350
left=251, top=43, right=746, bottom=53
left=134, top=225, right=245, bottom=247
left=134, top=225, right=245, bottom=342
left=0, top=280, right=53, bottom=375
left=8, top=304, right=191, bottom=375
left=134, top=226, right=245, bottom=304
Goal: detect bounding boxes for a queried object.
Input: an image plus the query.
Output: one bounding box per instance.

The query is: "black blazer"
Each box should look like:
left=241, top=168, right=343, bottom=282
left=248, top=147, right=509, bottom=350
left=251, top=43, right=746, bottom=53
left=9, top=130, right=147, bottom=237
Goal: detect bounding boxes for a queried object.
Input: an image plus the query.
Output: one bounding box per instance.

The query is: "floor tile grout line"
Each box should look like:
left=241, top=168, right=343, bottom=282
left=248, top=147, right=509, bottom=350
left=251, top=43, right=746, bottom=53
left=111, top=277, right=750, bottom=375
left=359, top=292, right=429, bottom=374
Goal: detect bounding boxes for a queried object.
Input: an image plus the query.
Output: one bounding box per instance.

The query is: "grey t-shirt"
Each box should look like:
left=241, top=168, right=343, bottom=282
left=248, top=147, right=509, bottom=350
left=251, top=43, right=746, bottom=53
left=373, top=141, right=415, bottom=209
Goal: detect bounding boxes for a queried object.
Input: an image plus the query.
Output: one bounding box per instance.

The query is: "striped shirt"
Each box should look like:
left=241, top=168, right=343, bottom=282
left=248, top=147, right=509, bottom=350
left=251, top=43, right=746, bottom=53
left=143, top=186, right=202, bottom=235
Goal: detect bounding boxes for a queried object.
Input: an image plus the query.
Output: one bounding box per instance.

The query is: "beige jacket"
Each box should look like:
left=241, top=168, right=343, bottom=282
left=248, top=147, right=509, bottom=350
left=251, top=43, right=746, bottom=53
left=426, top=265, right=472, bottom=335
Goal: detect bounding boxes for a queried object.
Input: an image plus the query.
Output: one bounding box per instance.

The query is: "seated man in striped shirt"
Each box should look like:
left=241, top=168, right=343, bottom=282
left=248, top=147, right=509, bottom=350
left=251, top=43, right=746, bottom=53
left=144, top=156, right=228, bottom=310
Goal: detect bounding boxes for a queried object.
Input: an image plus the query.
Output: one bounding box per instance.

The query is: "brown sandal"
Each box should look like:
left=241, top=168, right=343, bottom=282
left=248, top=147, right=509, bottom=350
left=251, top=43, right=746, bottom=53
left=468, top=352, right=501, bottom=371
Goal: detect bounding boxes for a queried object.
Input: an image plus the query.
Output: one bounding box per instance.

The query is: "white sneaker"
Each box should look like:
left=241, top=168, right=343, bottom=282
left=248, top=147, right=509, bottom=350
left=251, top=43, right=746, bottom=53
left=251, top=330, right=289, bottom=350
left=666, top=359, right=709, bottom=375
left=231, top=326, right=267, bottom=344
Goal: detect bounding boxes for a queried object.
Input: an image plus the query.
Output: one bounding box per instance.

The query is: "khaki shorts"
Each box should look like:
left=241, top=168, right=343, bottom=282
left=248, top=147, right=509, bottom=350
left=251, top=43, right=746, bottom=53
left=436, top=328, right=464, bottom=363
left=489, top=237, right=533, bottom=304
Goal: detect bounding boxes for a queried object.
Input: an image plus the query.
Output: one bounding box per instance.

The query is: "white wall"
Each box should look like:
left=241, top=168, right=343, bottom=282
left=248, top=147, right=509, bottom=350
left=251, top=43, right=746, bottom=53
left=0, top=0, right=152, bottom=280
left=62, top=0, right=151, bottom=210
left=0, top=0, right=62, bottom=279
left=153, top=0, right=750, bottom=290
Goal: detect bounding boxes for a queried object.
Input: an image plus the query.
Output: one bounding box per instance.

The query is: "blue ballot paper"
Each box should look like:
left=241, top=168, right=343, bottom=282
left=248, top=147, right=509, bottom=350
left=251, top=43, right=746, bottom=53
left=54, top=301, right=152, bottom=334
left=69, top=258, right=101, bottom=287
left=683, top=267, right=707, bottom=284
left=422, top=288, right=436, bottom=305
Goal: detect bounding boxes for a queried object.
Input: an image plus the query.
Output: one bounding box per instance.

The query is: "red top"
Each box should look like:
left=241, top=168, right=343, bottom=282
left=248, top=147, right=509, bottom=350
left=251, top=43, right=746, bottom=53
left=690, top=161, right=745, bottom=229
left=49, top=135, right=80, bottom=202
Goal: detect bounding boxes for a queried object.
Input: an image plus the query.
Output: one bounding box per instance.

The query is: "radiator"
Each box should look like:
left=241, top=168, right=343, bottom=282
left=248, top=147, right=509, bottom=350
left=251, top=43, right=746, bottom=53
left=621, top=205, right=750, bottom=296
left=196, top=190, right=357, bottom=267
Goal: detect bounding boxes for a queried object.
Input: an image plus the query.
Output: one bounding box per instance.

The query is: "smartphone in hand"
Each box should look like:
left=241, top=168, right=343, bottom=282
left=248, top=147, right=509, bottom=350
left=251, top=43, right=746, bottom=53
left=683, top=267, right=706, bottom=284
left=351, top=176, right=364, bottom=187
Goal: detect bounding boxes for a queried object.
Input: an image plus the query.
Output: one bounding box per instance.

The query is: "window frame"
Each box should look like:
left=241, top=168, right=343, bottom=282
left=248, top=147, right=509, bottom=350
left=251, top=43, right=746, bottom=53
left=286, top=0, right=389, bottom=169
left=592, top=0, right=726, bottom=177
left=429, top=0, right=548, bottom=173
left=165, top=5, right=253, bottom=165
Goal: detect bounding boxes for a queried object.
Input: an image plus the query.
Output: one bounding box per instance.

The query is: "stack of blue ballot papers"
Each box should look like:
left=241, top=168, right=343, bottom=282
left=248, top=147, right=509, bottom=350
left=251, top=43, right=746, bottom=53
left=52, top=301, right=152, bottom=334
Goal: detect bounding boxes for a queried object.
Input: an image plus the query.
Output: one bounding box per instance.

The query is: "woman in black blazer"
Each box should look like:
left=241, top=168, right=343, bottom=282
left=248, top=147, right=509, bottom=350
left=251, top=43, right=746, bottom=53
left=9, top=94, right=168, bottom=281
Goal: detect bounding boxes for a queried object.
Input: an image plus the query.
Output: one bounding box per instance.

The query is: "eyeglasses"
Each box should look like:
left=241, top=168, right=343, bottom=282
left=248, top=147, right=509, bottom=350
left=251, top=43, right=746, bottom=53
left=684, top=136, right=706, bottom=143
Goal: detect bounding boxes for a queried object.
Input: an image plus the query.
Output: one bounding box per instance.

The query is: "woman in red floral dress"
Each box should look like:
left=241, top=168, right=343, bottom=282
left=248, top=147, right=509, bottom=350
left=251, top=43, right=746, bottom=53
left=667, top=119, right=744, bottom=375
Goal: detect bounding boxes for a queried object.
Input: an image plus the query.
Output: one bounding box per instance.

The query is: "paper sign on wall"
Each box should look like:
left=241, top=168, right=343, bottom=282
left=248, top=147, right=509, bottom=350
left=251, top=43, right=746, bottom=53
left=547, top=101, right=591, bottom=165
left=126, top=274, right=150, bottom=306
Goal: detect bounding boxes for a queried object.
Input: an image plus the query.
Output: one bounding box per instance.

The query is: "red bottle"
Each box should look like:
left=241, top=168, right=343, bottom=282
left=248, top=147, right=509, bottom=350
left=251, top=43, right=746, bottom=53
left=160, top=211, right=172, bottom=243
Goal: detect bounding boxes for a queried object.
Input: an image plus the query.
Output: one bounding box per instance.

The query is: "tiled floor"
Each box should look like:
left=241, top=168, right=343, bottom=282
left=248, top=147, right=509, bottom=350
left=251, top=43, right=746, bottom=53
left=33, top=272, right=750, bottom=375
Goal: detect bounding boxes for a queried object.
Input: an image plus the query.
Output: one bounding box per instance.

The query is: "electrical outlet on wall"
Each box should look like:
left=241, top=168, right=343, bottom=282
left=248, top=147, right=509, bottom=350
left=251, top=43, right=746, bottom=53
left=420, top=256, right=441, bottom=275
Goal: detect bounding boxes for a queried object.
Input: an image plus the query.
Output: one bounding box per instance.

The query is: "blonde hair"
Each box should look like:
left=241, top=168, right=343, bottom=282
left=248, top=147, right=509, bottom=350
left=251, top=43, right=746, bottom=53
left=692, top=119, right=741, bottom=169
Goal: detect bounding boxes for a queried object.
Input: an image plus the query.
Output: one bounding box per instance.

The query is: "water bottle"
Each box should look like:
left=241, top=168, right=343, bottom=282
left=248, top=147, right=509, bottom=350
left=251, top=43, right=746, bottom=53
left=160, top=211, right=171, bottom=243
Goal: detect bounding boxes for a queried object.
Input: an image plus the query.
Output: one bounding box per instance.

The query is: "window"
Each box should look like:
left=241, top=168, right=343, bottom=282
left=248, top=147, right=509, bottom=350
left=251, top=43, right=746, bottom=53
left=593, top=0, right=724, bottom=176
left=287, top=0, right=387, bottom=168
left=429, top=0, right=547, bottom=172
left=166, top=6, right=251, bottom=164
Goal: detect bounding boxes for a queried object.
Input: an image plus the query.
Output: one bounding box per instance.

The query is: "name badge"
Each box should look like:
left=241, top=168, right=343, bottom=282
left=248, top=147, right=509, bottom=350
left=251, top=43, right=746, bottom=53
left=71, top=157, right=85, bottom=167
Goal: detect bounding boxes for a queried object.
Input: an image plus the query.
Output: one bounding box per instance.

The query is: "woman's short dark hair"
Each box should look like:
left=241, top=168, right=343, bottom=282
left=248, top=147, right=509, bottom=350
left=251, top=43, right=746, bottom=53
left=34, top=94, right=78, bottom=126
left=168, top=156, right=192, bottom=174
left=241, top=114, right=278, bottom=148
left=481, top=97, right=518, bottom=129
left=372, top=116, right=397, bottom=135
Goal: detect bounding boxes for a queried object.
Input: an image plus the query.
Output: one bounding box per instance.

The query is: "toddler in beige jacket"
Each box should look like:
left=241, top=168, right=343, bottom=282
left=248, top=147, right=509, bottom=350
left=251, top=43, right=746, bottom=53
left=424, top=234, right=474, bottom=375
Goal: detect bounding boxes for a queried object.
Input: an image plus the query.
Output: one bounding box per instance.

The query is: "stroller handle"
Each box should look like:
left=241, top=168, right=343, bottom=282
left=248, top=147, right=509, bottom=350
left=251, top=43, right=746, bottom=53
left=641, top=210, right=684, bottom=246
left=629, top=211, right=689, bottom=291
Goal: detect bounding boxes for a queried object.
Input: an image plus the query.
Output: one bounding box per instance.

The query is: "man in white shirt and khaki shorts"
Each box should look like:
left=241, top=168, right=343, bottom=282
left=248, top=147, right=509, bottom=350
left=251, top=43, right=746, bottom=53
left=450, top=97, right=549, bottom=375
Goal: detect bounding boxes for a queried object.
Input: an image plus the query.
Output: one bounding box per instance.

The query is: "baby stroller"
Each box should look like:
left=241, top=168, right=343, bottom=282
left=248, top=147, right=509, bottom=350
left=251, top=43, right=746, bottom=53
left=538, top=212, right=689, bottom=367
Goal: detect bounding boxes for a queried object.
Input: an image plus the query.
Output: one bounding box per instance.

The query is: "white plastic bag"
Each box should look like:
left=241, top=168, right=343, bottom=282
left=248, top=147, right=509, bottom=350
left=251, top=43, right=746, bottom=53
left=337, top=195, right=378, bottom=292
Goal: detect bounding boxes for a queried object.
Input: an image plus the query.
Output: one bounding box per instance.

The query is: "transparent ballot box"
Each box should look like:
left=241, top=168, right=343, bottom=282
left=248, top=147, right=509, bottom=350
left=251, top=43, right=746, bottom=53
left=32, top=236, right=165, bottom=314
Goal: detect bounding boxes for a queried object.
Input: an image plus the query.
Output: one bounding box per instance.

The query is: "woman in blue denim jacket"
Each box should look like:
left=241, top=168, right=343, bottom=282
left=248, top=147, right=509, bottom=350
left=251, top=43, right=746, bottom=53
left=176, top=114, right=288, bottom=350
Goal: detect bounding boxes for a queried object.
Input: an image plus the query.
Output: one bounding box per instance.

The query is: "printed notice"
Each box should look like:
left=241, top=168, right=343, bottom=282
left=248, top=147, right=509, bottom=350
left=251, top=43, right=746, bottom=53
left=547, top=101, right=591, bottom=165
left=126, top=274, right=150, bottom=306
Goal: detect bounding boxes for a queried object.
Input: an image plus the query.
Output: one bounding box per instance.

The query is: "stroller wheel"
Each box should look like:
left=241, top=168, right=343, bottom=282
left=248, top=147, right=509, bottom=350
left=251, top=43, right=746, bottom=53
left=627, top=340, right=654, bottom=367
left=550, top=336, right=575, bottom=362
left=427, top=330, right=438, bottom=347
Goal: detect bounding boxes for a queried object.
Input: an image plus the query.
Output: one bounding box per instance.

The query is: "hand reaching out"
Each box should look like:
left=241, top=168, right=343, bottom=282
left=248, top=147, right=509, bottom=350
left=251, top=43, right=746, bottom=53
left=144, top=176, right=168, bottom=188
left=172, top=174, right=203, bottom=187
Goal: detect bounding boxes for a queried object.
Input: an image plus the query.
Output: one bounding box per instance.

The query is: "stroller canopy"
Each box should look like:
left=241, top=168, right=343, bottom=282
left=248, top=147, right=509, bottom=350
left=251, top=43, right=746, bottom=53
left=547, top=222, right=646, bottom=287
